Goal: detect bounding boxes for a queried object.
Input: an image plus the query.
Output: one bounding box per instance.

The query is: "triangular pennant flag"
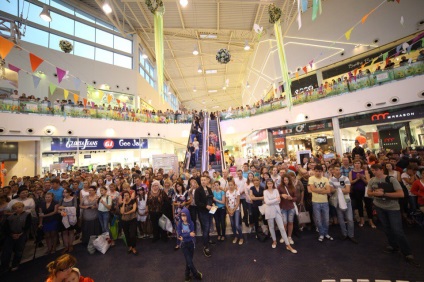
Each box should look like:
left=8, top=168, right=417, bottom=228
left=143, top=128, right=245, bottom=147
left=73, top=93, right=79, bottom=104
left=49, top=83, right=57, bottom=96
left=8, top=64, right=20, bottom=73
left=73, top=77, right=81, bottom=90
left=98, top=90, right=104, bottom=99
left=385, top=57, right=390, bottom=65
left=83, top=98, right=87, bottom=108
left=345, top=27, right=354, bottom=40
left=87, top=84, right=94, bottom=92
left=0, top=36, right=15, bottom=59
left=400, top=16, right=404, bottom=25
left=91, top=101, right=95, bottom=108
left=64, top=89, right=69, bottom=100
left=302, top=66, right=308, bottom=74
left=353, top=69, right=358, bottom=76
left=301, top=0, right=308, bottom=12
left=32, top=75, right=41, bottom=89
left=29, top=53, right=44, bottom=72
left=361, top=64, right=365, bottom=70
left=312, top=0, right=319, bottom=21
left=116, top=99, right=121, bottom=105
left=396, top=44, right=402, bottom=53
left=295, top=72, right=299, bottom=80
left=56, top=67, right=67, bottom=84
left=123, top=102, right=127, bottom=111
left=309, top=60, right=314, bottom=68
left=107, top=94, right=112, bottom=104
left=361, top=13, right=370, bottom=24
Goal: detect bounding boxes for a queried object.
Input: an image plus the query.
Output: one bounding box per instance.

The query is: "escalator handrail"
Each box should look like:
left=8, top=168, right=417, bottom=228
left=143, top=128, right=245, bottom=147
left=201, top=114, right=209, bottom=172
left=216, top=116, right=226, bottom=171
left=184, top=119, right=197, bottom=171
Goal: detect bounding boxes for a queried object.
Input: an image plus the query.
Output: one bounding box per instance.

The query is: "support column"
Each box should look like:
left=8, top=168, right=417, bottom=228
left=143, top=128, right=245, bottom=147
left=332, top=117, right=343, bottom=157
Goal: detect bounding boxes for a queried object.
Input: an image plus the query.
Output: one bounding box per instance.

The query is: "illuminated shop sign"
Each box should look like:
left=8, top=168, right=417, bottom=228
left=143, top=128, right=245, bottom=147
left=51, top=138, right=148, bottom=151
left=271, top=119, right=333, bottom=136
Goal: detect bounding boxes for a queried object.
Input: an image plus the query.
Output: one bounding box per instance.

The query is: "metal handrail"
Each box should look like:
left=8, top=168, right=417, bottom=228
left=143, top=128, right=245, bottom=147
left=201, top=113, right=209, bottom=173
left=216, top=116, right=226, bottom=171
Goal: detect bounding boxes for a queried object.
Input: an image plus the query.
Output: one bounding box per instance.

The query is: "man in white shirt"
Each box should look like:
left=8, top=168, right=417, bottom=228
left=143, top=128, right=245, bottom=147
left=219, top=169, right=230, bottom=191
left=234, top=170, right=249, bottom=227
left=329, top=165, right=357, bottom=244
left=193, top=137, right=200, bottom=162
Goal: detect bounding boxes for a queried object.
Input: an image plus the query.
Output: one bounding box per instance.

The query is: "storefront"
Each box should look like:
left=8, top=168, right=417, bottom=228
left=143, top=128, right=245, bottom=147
left=242, top=129, right=270, bottom=158
left=339, top=104, right=424, bottom=154
left=40, top=137, right=186, bottom=173
left=269, top=119, right=335, bottom=160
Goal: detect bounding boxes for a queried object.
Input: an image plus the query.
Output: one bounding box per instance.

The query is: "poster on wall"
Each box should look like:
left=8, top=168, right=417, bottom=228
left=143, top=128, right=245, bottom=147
left=297, top=150, right=311, bottom=166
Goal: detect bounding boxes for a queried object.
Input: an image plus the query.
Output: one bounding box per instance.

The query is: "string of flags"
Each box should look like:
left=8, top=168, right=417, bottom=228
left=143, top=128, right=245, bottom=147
left=293, top=0, right=403, bottom=81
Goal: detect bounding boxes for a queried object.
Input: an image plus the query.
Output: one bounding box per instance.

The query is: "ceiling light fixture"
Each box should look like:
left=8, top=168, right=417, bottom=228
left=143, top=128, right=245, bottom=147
left=193, top=45, right=199, bottom=56
left=246, top=82, right=250, bottom=88
left=244, top=40, right=250, bottom=51
left=141, top=52, right=148, bottom=59
left=180, top=0, right=188, bottom=7
left=102, top=0, right=112, bottom=14
left=222, top=86, right=227, bottom=90
left=39, top=5, right=52, bottom=22
left=205, top=69, right=217, bottom=74
left=197, top=65, right=202, bottom=73
left=193, top=86, right=197, bottom=92
left=208, top=90, right=217, bottom=93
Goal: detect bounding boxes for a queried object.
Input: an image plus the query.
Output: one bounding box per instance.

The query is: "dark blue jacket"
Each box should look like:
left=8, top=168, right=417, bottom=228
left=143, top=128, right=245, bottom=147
left=176, top=208, right=195, bottom=243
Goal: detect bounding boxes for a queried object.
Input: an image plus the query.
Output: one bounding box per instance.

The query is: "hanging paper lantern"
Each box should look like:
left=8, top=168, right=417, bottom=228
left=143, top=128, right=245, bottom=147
left=355, top=136, right=367, bottom=145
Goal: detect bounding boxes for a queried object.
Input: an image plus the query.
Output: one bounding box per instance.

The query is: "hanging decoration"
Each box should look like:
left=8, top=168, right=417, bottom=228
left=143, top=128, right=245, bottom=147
left=216, top=49, right=231, bottom=64
left=29, top=53, right=44, bottom=72
left=59, top=40, right=73, bottom=53
left=146, top=0, right=165, bottom=103
left=268, top=4, right=282, bottom=24
left=270, top=4, right=293, bottom=110
left=0, top=36, right=14, bottom=59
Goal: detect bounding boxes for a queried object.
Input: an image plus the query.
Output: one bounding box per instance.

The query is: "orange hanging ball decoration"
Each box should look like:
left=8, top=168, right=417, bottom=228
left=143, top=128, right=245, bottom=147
left=355, top=136, right=367, bottom=145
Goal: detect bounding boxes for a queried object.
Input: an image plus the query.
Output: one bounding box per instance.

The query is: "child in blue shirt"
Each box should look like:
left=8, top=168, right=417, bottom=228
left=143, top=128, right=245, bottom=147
left=177, top=208, right=202, bottom=281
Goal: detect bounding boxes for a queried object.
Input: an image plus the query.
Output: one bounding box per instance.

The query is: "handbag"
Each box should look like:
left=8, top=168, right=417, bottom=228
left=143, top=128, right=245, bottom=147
left=159, top=214, right=173, bottom=233
left=297, top=204, right=311, bottom=224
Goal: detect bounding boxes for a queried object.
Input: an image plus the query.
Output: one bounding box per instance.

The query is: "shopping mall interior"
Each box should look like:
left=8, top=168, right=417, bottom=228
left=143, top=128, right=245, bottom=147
left=0, top=0, right=424, bottom=281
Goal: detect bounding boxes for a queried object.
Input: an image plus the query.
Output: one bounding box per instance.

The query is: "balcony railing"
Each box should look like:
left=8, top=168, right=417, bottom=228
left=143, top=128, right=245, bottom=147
left=219, top=60, right=424, bottom=121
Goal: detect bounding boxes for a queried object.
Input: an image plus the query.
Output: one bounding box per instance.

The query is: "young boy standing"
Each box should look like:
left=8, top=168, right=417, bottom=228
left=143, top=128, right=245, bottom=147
left=177, top=207, right=202, bottom=282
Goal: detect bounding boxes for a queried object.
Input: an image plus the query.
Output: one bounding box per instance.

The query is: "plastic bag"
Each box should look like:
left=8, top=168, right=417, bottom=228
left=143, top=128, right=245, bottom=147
left=110, top=216, right=119, bottom=240
left=93, top=232, right=111, bottom=254
left=158, top=214, right=173, bottom=233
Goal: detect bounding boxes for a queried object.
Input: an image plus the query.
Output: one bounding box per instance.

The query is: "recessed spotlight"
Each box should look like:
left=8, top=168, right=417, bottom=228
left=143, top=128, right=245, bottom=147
left=180, top=0, right=188, bottom=7
left=193, top=45, right=199, bottom=55
left=244, top=40, right=250, bottom=51
left=197, top=65, right=202, bottom=73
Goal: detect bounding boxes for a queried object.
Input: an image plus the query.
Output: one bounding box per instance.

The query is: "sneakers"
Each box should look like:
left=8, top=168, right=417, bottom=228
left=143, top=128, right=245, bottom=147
left=195, top=271, right=203, bottom=280
left=325, top=235, right=334, bottom=241
left=232, top=238, right=238, bottom=244
left=384, top=246, right=398, bottom=254
left=279, top=238, right=285, bottom=244
left=318, top=235, right=324, bottom=242
left=238, top=238, right=244, bottom=245
left=405, top=255, right=420, bottom=268
left=272, top=242, right=277, bottom=249
left=348, top=237, right=358, bottom=244
left=203, top=248, right=211, bottom=257
left=288, top=237, right=294, bottom=245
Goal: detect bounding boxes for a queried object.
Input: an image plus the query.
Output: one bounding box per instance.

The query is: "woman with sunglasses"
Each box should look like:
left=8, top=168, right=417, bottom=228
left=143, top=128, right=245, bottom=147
left=263, top=179, right=297, bottom=253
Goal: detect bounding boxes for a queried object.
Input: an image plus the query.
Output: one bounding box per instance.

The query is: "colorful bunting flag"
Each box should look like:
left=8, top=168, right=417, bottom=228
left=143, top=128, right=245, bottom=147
left=64, top=89, right=69, bottom=100
left=83, top=98, right=87, bottom=108
left=382, top=52, right=388, bottom=61
left=116, top=99, right=121, bottom=105
left=8, top=64, right=20, bottom=73
left=309, top=60, right=314, bottom=68
left=123, top=102, right=127, bottom=111
left=345, top=27, right=354, bottom=40
left=0, top=36, right=14, bottom=59
left=56, top=67, right=67, bottom=84
left=73, top=93, right=79, bottom=104
left=49, top=83, right=57, bottom=96
left=32, top=75, right=41, bottom=89
left=312, top=0, right=319, bottom=21
left=301, top=0, right=308, bottom=12
left=91, top=102, right=95, bottom=108
left=302, top=66, right=308, bottom=74
left=107, top=94, right=112, bottom=104
left=295, top=72, right=299, bottom=80
left=361, top=13, right=369, bottom=24
left=29, top=53, right=44, bottom=72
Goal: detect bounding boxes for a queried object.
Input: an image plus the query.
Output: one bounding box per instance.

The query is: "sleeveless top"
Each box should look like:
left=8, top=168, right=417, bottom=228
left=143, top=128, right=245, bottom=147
left=351, top=170, right=367, bottom=192
left=121, top=199, right=137, bottom=221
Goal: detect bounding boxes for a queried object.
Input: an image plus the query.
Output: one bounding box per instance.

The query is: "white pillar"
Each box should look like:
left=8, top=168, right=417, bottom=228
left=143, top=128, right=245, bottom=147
left=332, top=117, right=343, bottom=157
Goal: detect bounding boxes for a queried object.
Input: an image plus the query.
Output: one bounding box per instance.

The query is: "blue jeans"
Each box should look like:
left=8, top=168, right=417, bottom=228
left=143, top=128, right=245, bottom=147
left=98, top=211, right=110, bottom=234
left=195, top=149, right=199, bottom=161
left=336, top=200, right=354, bottom=238
left=281, top=208, right=296, bottom=224
left=375, top=206, right=411, bottom=256
left=213, top=207, right=226, bottom=237
left=312, top=202, right=330, bottom=236
left=181, top=240, right=198, bottom=277
left=198, top=210, right=211, bottom=248
left=229, top=210, right=243, bottom=239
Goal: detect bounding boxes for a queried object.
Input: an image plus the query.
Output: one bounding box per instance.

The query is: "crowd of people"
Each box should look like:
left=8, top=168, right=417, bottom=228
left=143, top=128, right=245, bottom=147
left=0, top=143, right=423, bottom=279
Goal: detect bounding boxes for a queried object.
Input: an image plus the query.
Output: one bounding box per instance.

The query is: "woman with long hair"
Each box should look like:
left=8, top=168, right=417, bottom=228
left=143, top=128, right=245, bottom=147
left=80, top=186, right=101, bottom=245
left=136, top=187, right=149, bottom=239
left=212, top=181, right=226, bottom=242
left=39, top=192, right=59, bottom=254
left=58, top=188, right=78, bottom=253
left=173, top=182, right=191, bottom=248
left=120, top=191, right=138, bottom=255
left=278, top=175, right=297, bottom=245
left=349, top=160, right=375, bottom=228
left=97, top=186, right=112, bottom=235
left=263, top=179, right=297, bottom=253
left=45, top=254, right=76, bottom=282
left=249, top=177, right=264, bottom=237
left=226, top=180, right=243, bottom=245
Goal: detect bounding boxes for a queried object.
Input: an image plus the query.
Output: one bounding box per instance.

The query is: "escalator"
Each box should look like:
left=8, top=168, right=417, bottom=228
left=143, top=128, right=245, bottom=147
left=184, top=115, right=206, bottom=172
left=207, top=116, right=226, bottom=175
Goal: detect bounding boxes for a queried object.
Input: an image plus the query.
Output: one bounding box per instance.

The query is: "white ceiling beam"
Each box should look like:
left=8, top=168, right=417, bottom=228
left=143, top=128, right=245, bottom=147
left=217, top=2, right=220, bottom=31
left=93, top=0, right=126, bottom=36
left=176, top=0, right=186, bottom=29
